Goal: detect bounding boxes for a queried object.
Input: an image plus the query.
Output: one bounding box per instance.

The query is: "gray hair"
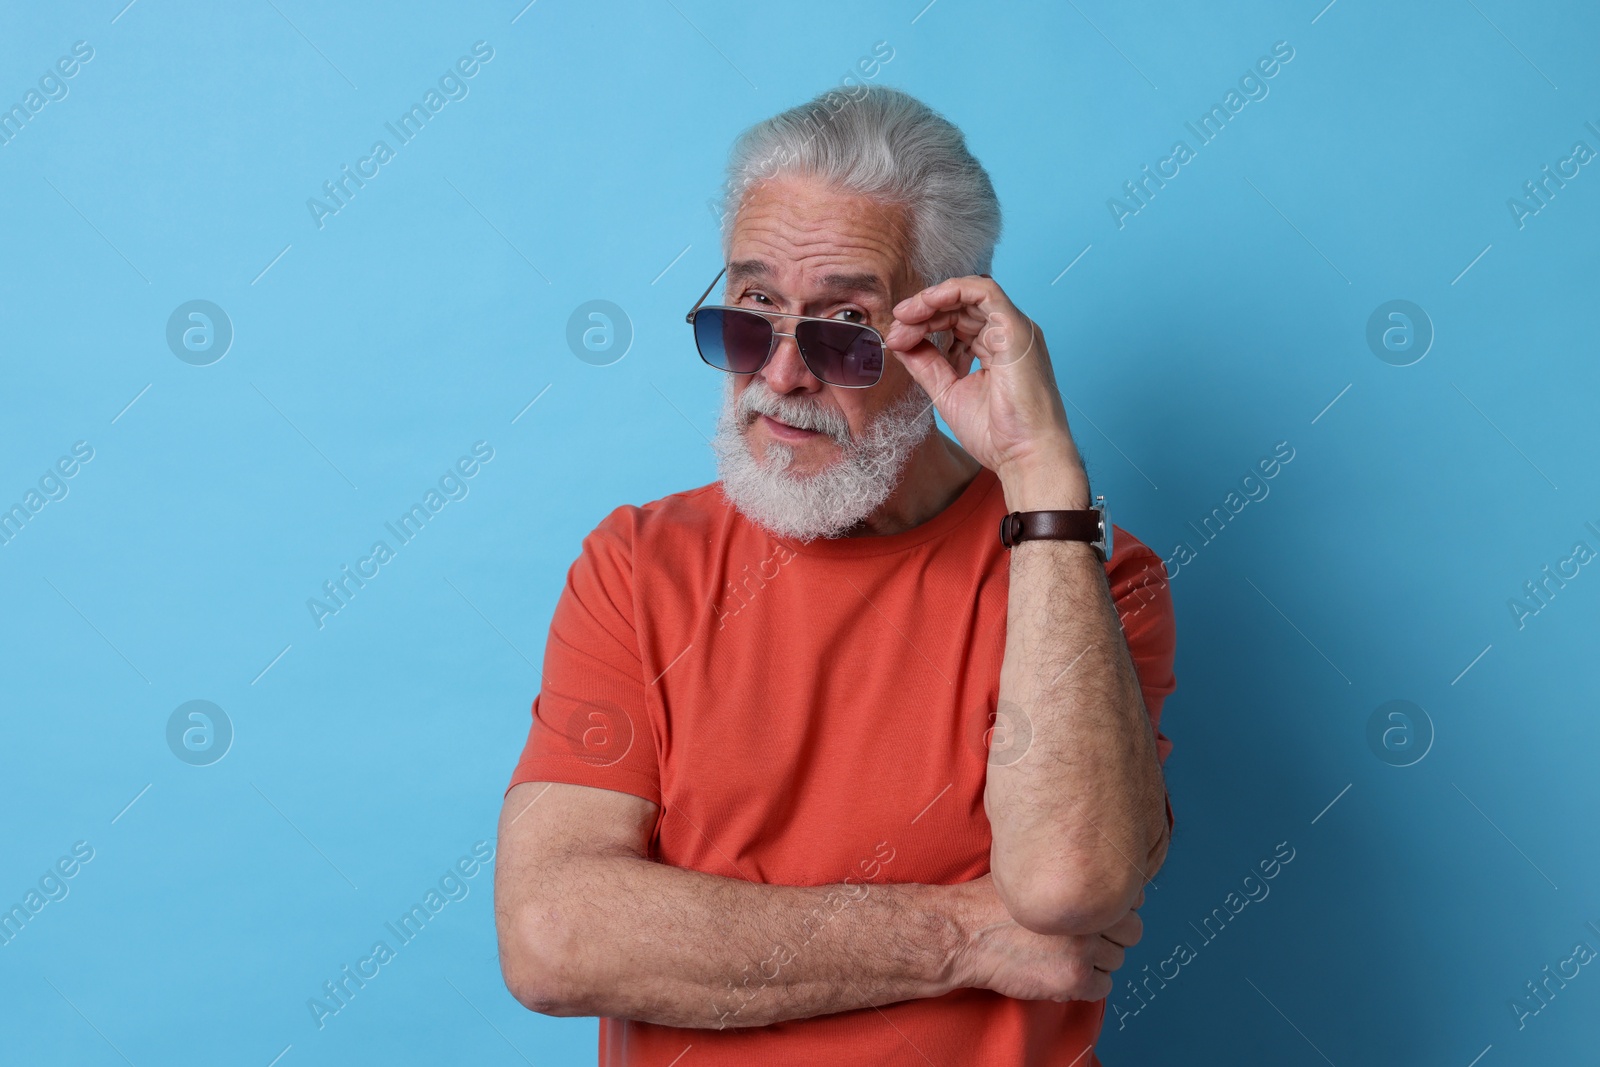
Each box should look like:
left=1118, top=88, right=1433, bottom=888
left=718, top=85, right=1002, bottom=289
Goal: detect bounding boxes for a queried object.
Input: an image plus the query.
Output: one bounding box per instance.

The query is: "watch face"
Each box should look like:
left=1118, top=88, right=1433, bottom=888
left=1096, top=495, right=1111, bottom=561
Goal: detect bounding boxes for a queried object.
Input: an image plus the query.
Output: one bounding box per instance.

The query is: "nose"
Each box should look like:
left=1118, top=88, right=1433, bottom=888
left=759, top=324, right=822, bottom=395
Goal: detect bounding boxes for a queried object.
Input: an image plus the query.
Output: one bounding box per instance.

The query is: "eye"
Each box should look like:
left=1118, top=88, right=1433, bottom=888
left=833, top=308, right=867, bottom=324
left=741, top=290, right=775, bottom=306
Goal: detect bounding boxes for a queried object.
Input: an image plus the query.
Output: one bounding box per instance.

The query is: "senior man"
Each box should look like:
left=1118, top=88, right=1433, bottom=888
left=495, top=85, right=1176, bottom=1066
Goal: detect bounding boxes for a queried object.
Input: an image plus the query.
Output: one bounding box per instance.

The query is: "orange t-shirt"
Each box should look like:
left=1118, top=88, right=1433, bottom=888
left=507, top=465, right=1177, bottom=1066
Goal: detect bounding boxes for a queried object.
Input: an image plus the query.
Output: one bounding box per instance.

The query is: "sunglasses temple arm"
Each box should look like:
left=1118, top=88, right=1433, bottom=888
left=685, top=267, right=727, bottom=322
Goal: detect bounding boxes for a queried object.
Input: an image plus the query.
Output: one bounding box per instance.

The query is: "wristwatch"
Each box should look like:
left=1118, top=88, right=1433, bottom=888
left=998, top=494, right=1110, bottom=563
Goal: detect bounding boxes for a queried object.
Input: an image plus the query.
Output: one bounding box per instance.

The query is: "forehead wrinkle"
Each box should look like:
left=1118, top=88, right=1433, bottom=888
left=732, top=183, right=908, bottom=256
left=729, top=257, right=887, bottom=301
left=727, top=181, right=915, bottom=316
left=734, top=221, right=901, bottom=262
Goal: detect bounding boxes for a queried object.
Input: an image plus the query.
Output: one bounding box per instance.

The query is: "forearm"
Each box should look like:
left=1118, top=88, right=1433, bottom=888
left=497, top=850, right=968, bottom=1029
left=985, top=460, right=1169, bottom=934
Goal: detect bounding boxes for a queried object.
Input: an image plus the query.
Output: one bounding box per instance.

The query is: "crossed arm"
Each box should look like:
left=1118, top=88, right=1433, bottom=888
left=494, top=779, right=1145, bottom=1028
left=493, top=531, right=1168, bottom=1027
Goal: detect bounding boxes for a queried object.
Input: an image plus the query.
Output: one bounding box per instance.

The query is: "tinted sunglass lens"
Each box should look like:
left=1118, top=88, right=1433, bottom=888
left=797, top=320, right=883, bottom=387
left=694, top=309, right=772, bottom=374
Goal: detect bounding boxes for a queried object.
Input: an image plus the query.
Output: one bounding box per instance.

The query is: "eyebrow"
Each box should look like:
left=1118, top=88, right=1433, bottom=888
left=727, top=259, right=888, bottom=300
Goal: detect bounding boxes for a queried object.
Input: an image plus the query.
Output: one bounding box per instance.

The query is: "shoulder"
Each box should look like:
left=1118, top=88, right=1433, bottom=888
left=588, top=481, right=726, bottom=545
left=578, top=482, right=730, bottom=581
left=559, top=482, right=727, bottom=621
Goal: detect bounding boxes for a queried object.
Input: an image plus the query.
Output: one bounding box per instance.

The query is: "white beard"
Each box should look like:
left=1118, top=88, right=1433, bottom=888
left=712, top=376, right=937, bottom=542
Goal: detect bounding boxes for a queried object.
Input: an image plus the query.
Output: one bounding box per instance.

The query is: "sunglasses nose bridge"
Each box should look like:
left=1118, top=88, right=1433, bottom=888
left=761, top=325, right=816, bottom=386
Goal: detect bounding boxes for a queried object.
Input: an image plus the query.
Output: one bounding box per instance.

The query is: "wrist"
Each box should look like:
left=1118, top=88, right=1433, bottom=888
left=999, top=455, right=1090, bottom=512
left=931, top=879, right=998, bottom=996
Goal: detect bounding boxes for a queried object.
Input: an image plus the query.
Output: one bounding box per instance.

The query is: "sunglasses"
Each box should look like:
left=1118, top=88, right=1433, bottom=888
left=684, top=267, right=887, bottom=388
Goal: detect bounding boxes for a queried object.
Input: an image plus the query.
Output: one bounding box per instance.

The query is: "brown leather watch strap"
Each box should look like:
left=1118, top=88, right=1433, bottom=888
left=999, top=508, right=1105, bottom=560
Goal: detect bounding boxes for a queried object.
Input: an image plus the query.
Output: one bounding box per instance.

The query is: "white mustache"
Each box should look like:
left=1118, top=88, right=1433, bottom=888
left=713, top=374, right=936, bottom=542
left=737, top=382, right=852, bottom=442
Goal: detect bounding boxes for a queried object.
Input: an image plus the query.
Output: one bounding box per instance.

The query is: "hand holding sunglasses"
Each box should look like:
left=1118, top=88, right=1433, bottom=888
left=885, top=274, right=1089, bottom=511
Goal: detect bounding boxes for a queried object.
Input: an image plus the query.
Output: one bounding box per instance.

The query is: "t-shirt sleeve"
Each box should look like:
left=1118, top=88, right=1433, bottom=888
left=505, top=508, right=661, bottom=806
left=1106, top=534, right=1178, bottom=832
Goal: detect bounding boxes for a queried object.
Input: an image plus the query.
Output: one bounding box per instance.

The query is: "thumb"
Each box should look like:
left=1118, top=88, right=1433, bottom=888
left=889, top=338, right=958, bottom=407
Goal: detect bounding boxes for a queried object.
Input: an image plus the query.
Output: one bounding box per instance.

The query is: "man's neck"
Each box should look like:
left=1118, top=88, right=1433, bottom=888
left=845, top=430, right=985, bottom=538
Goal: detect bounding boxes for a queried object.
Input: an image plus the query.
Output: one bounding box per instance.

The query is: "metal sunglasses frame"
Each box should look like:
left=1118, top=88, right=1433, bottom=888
left=683, top=266, right=887, bottom=389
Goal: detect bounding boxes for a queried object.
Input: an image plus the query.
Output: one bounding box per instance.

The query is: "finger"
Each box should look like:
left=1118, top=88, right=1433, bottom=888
left=887, top=308, right=961, bottom=339
left=888, top=337, right=958, bottom=404
left=1100, top=909, right=1143, bottom=949
left=977, top=314, right=1039, bottom=371
left=1091, top=938, right=1126, bottom=975
left=883, top=317, right=944, bottom=353
left=885, top=315, right=955, bottom=354
left=885, top=305, right=989, bottom=351
left=924, top=306, right=1038, bottom=375
left=893, top=276, right=1010, bottom=325
left=1061, top=969, right=1113, bottom=1003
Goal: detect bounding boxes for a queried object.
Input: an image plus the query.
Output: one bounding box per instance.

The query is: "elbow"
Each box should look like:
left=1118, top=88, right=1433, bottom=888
left=992, top=803, right=1172, bottom=936
left=497, top=909, right=591, bottom=1017
left=993, top=829, right=1169, bottom=936
left=995, top=864, right=1145, bottom=937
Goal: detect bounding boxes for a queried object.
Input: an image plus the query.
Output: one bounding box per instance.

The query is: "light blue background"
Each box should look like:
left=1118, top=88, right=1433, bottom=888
left=2, top=1, right=1597, bottom=1063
